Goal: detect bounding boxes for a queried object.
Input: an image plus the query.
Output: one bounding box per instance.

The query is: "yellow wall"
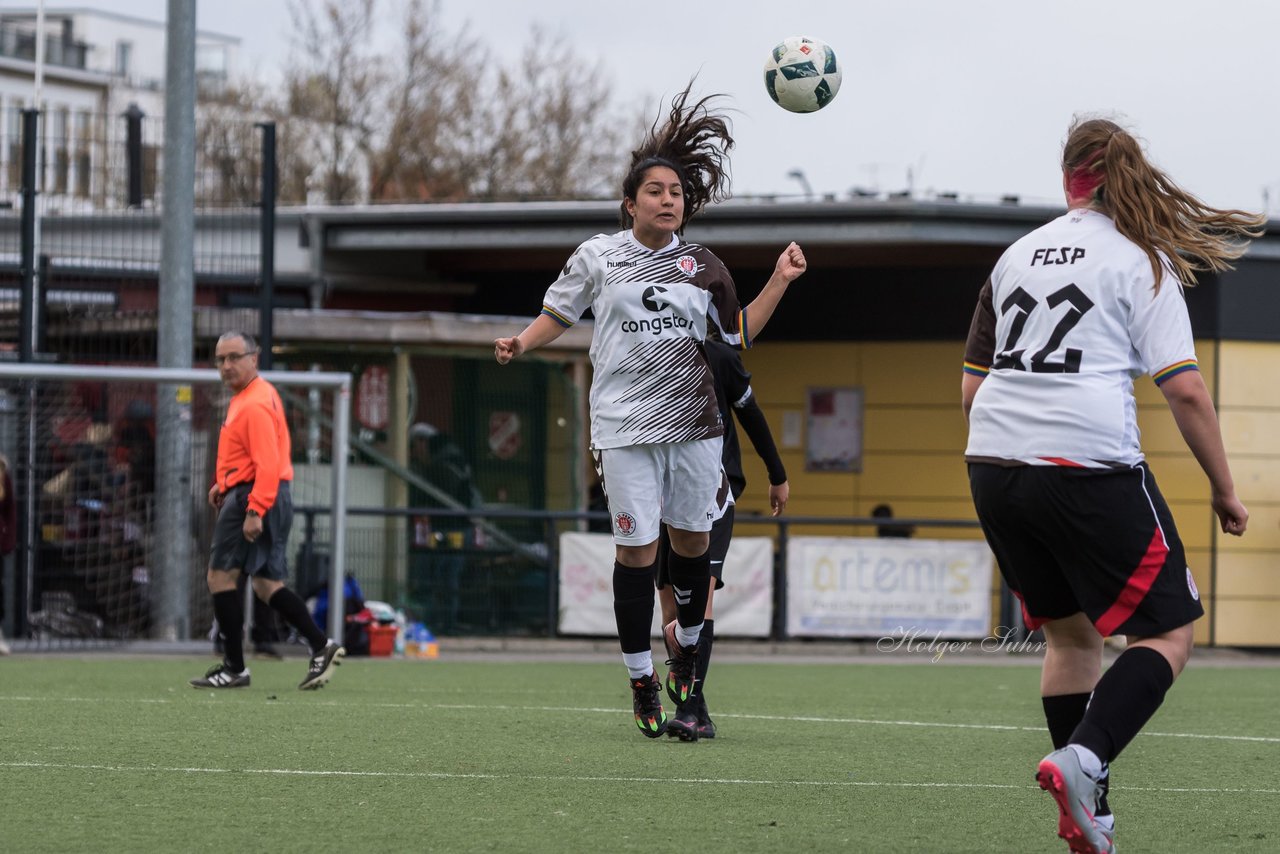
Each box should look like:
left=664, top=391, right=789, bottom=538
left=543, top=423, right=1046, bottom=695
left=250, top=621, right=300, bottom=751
left=741, top=341, right=974, bottom=530
left=1211, top=341, right=1280, bottom=646
left=740, top=338, right=1278, bottom=646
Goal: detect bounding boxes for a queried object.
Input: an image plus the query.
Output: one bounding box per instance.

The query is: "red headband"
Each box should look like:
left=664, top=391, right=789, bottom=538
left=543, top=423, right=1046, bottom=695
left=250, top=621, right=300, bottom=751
left=1067, top=149, right=1106, bottom=199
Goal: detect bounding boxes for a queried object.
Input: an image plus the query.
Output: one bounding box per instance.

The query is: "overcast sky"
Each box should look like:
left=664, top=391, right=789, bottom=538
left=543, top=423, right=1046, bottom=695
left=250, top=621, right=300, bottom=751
left=54, top=0, right=1280, bottom=214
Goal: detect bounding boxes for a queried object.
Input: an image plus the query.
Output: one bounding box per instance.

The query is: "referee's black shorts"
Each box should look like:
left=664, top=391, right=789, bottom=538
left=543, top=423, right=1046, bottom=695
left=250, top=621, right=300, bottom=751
left=209, top=481, right=294, bottom=580
left=969, top=461, right=1203, bottom=638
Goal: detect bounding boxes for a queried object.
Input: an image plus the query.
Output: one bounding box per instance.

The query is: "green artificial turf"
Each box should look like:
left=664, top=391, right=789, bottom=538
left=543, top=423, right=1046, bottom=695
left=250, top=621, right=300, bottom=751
left=1, top=655, right=1277, bottom=852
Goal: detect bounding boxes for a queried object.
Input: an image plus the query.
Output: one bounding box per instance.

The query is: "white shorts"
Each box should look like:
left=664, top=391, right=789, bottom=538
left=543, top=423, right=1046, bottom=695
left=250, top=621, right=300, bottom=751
left=594, top=438, right=723, bottom=545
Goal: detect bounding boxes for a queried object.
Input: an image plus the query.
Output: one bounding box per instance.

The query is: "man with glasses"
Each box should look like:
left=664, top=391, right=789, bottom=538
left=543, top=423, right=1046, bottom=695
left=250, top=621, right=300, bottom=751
left=191, top=332, right=344, bottom=690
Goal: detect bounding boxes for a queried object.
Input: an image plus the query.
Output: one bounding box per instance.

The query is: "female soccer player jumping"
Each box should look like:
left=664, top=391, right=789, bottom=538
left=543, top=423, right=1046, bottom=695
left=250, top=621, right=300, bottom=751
left=495, top=83, right=805, bottom=738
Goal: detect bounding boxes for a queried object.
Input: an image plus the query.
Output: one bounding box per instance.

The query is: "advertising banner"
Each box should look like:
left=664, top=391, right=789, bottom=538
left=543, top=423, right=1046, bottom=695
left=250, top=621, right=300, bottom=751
left=558, top=532, right=774, bottom=637
left=785, top=537, right=993, bottom=638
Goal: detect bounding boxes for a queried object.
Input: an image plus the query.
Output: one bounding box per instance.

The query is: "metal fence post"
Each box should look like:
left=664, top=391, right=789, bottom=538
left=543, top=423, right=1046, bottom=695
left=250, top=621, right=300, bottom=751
left=545, top=516, right=558, bottom=638
left=773, top=519, right=790, bottom=640
left=155, top=0, right=197, bottom=640
left=15, top=107, right=39, bottom=639
left=123, top=103, right=144, bottom=209
left=19, top=109, right=37, bottom=361
left=256, top=122, right=276, bottom=369
left=35, top=255, right=49, bottom=353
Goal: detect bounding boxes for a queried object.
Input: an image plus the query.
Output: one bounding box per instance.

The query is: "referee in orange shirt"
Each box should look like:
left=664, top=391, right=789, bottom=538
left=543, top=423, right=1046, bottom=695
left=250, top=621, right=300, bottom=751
left=190, top=332, right=344, bottom=690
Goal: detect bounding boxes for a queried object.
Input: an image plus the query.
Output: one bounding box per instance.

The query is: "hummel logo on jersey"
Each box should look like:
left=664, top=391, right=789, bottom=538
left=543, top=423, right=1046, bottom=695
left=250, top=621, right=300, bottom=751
left=642, top=285, right=671, bottom=312
left=672, top=584, right=693, bottom=606
left=608, top=260, right=639, bottom=269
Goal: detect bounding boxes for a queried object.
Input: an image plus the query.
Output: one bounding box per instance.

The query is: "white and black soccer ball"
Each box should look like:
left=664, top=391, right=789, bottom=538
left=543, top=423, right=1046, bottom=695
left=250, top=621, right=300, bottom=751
left=763, top=36, right=842, bottom=113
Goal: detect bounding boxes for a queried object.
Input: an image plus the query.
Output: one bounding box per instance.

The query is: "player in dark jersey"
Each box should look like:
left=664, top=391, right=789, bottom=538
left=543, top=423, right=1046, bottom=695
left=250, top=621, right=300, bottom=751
left=495, top=82, right=806, bottom=738
left=657, top=337, right=788, bottom=741
left=963, top=117, right=1261, bottom=854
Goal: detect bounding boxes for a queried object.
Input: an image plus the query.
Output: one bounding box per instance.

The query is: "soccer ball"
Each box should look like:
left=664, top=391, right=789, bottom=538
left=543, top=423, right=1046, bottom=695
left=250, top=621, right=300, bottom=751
left=763, top=36, right=842, bottom=113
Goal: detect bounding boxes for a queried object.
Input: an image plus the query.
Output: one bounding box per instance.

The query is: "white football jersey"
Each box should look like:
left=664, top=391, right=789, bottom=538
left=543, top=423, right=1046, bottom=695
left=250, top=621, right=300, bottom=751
left=964, top=209, right=1198, bottom=467
left=541, top=231, right=747, bottom=449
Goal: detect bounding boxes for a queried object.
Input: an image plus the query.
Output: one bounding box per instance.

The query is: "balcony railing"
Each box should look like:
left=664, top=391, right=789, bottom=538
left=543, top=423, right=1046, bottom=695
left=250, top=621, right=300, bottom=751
left=0, top=23, right=89, bottom=70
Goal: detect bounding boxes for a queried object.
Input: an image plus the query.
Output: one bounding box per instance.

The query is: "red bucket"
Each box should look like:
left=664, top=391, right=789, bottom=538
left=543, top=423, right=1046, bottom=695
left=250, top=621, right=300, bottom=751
left=367, top=624, right=397, bottom=657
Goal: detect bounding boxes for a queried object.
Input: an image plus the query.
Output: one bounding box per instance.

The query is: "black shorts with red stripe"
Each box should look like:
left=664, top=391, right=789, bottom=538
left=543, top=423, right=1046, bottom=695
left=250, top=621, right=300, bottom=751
left=969, top=461, right=1203, bottom=637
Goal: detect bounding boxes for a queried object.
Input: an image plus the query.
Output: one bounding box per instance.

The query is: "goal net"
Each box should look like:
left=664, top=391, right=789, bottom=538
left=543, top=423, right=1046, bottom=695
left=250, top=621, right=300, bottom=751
left=0, top=363, right=351, bottom=647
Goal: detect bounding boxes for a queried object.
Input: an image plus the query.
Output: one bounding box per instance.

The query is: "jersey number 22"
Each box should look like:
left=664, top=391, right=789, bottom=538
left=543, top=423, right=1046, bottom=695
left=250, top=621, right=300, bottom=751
left=992, top=284, right=1095, bottom=373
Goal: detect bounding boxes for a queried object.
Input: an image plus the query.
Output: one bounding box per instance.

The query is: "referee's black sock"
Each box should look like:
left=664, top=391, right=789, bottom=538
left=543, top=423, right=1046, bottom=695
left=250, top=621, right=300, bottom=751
left=613, top=560, right=657, bottom=656
left=267, top=587, right=329, bottom=654
left=695, top=618, right=715, bottom=695
left=211, top=589, right=245, bottom=673
left=1043, top=692, right=1092, bottom=750
left=1071, top=646, right=1175, bottom=764
left=665, top=548, right=710, bottom=639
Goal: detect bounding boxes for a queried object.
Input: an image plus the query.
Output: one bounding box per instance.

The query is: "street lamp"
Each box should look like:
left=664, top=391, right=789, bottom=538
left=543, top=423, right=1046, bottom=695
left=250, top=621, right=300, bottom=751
left=787, top=169, right=814, bottom=201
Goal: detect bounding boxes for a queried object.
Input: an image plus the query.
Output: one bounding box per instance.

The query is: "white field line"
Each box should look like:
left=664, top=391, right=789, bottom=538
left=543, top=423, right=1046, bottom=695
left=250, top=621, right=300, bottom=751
left=1, top=760, right=1278, bottom=796
left=2, top=695, right=1278, bottom=745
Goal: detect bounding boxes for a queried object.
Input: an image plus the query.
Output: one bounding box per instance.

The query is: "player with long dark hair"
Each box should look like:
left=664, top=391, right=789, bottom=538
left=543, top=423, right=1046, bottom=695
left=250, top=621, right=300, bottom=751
left=495, top=82, right=805, bottom=737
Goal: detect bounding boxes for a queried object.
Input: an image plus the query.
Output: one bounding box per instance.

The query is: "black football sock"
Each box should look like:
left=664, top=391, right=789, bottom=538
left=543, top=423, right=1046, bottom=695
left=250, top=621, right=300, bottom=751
left=251, top=595, right=279, bottom=644
left=1043, top=692, right=1092, bottom=750
left=665, top=549, right=711, bottom=635
left=613, top=560, right=657, bottom=655
left=1071, top=646, right=1175, bottom=764
left=267, top=587, right=328, bottom=653
left=695, top=618, right=715, bottom=695
left=211, top=589, right=245, bottom=673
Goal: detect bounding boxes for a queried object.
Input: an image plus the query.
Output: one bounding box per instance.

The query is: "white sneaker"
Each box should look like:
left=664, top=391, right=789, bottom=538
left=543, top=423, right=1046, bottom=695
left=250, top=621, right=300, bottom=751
left=1036, top=746, right=1116, bottom=854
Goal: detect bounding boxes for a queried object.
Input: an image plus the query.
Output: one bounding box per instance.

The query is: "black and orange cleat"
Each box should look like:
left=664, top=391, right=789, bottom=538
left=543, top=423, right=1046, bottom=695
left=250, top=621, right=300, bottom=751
left=662, top=620, right=698, bottom=706
left=630, top=671, right=668, bottom=738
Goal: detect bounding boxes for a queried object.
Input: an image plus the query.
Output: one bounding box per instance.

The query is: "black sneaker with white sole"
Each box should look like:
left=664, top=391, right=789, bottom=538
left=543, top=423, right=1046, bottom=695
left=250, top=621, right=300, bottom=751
left=190, top=662, right=250, bottom=688
left=298, top=640, right=345, bottom=690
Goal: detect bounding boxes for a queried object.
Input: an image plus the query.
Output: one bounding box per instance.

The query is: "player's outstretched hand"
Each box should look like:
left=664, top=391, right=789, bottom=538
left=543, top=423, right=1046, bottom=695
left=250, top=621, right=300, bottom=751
left=1213, top=492, right=1248, bottom=536
left=775, top=242, right=807, bottom=283
left=494, top=336, right=524, bottom=365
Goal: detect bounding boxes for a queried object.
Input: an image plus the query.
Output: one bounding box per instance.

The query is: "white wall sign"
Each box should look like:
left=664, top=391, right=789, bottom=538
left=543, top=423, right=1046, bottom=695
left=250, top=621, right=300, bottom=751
left=806, top=387, right=863, bottom=472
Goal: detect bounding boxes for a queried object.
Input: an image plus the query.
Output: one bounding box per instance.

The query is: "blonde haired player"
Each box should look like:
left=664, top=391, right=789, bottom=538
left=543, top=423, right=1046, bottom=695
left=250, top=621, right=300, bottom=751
left=963, top=116, right=1260, bottom=853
